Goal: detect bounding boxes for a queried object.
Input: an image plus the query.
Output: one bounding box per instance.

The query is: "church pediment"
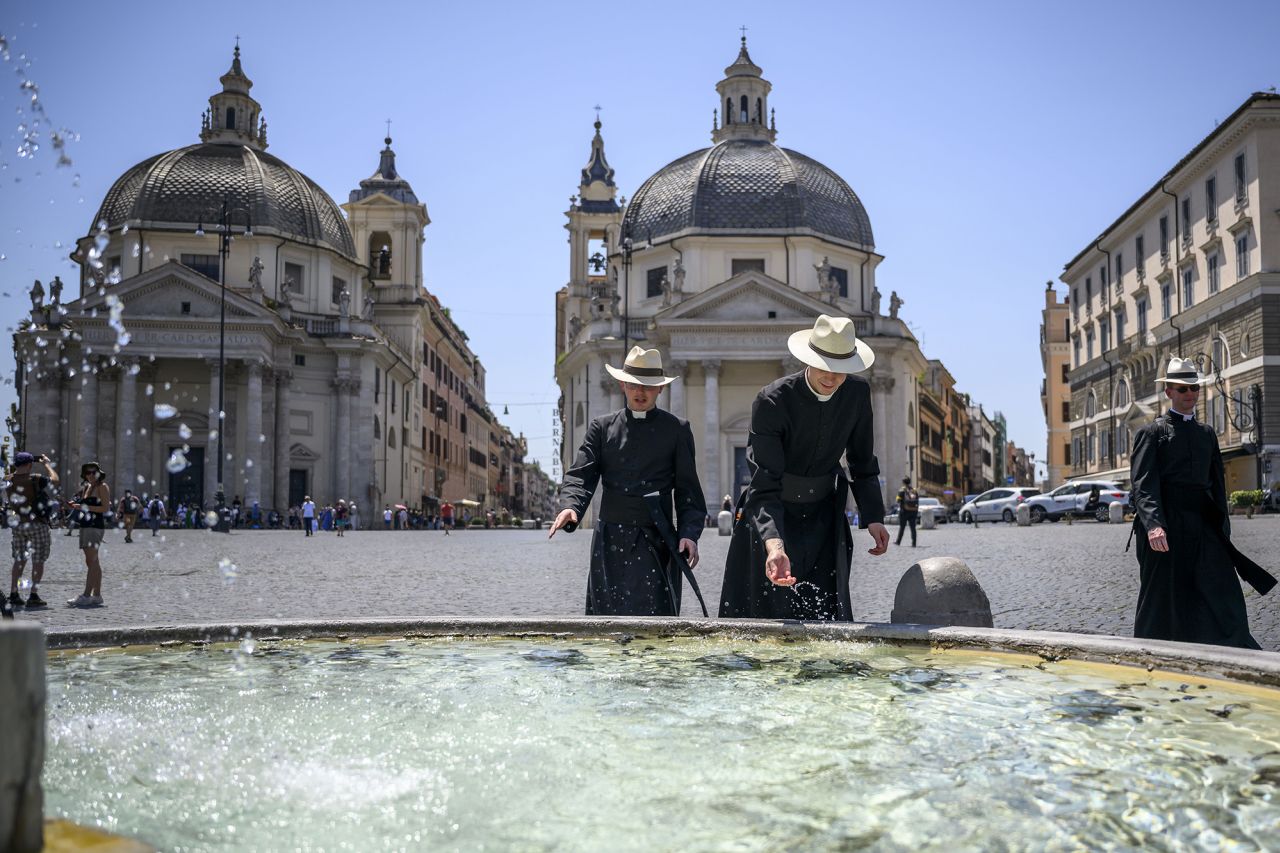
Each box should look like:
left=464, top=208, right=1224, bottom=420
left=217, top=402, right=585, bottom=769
left=290, top=442, right=321, bottom=461
left=79, top=260, right=266, bottom=320
left=655, top=271, right=843, bottom=325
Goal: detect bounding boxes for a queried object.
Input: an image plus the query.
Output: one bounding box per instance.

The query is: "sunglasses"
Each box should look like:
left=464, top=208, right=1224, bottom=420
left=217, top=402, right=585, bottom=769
left=1169, top=385, right=1199, bottom=394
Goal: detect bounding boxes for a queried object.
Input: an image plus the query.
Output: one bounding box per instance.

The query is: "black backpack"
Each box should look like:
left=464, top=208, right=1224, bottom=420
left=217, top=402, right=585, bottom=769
left=902, top=488, right=919, bottom=512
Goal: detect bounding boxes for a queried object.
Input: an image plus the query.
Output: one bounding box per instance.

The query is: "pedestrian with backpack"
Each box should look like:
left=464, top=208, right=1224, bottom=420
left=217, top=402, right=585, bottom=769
left=895, top=477, right=919, bottom=547
left=5, top=451, right=60, bottom=609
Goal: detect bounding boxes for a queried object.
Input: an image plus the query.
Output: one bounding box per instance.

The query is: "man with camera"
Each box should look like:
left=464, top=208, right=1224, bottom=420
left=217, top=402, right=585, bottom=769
left=5, top=451, right=61, bottom=610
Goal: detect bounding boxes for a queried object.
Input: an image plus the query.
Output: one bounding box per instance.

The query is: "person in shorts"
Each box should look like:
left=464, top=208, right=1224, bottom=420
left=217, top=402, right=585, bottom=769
left=116, top=489, right=141, bottom=543
left=335, top=499, right=349, bottom=537
left=67, top=461, right=111, bottom=607
left=6, top=451, right=60, bottom=609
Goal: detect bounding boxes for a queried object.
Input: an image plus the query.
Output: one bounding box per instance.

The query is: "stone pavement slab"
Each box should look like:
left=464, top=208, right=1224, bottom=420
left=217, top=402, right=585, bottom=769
left=8, top=517, right=1280, bottom=649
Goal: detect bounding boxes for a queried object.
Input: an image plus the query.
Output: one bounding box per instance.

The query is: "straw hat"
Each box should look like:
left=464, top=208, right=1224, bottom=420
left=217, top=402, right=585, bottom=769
left=605, top=346, right=677, bottom=387
left=787, top=314, right=875, bottom=374
left=1155, top=357, right=1204, bottom=387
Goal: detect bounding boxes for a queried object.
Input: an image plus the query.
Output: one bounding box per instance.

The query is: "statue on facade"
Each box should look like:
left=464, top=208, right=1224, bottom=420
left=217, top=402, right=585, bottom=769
left=28, top=279, right=44, bottom=313
left=249, top=256, right=264, bottom=289
left=338, top=285, right=351, bottom=319
left=377, top=245, right=391, bottom=277
left=609, top=286, right=621, bottom=318
left=889, top=290, right=904, bottom=319
left=814, top=256, right=833, bottom=289
left=279, top=276, right=294, bottom=308
left=871, top=285, right=882, bottom=315
left=672, top=257, right=686, bottom=295
left=590, top=284, right=607, bottom=318
left=48, top=276, right=63, bottom=306
left=362, top=291, right=376, bottom=320
left=659, top=273, right=672, bottom=306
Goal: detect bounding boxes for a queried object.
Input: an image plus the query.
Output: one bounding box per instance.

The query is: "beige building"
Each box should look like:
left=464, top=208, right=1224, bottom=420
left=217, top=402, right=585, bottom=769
left=554, top=40, right=928, bottom=518
left=1062, top=91, right=1280, bottom=491
left=1039, top=282, right=1072, bottom=488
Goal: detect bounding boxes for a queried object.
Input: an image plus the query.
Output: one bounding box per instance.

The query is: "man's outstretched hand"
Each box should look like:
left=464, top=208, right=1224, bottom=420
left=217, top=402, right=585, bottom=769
left=548, top=508, right=578, bottom=539
left=764, top=538, right=794, bottom=586
left=867, top=522, right=889, bottom=555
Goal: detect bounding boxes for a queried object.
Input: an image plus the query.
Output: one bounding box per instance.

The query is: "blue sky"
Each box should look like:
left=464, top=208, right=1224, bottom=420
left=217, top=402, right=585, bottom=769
left=4, top=0, right=1280, bottom=478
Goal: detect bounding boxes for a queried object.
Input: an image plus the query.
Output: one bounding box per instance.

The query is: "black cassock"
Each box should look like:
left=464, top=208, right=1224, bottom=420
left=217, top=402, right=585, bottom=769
left=719, top=372, right=885, bottom=621
left=1130, top=410, right=1275, bottom=649
left=558, top=408, right=706, bottom=616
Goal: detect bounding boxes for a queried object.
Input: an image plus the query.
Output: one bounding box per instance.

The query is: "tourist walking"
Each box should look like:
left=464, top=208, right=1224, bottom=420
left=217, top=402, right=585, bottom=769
left=302, top=495, right=316, bottom=536
left=895, top=477, right=919, bottom=547
left=440, top=501, right=454, bottom=535
left=5, top=451, right=60, bottom=610
left=720, top=315, right=889, bottom=621
left=147, top=495, right=165, bottom=535
left=550, top=346, right=706, bottom=616
left=67, top=461, right=111, bottom=607
left=335, top=499, right=349, bottom=537
left=116, top=489, right=141, bottom=543
left=1130, top=357, right=1276, bottom=649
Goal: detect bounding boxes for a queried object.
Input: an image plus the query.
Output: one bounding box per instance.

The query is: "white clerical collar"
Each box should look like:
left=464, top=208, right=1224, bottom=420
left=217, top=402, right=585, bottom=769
left=1170, top=409, right=1195, bottom=422
left=804, top=370, right=835, bottom=403
left=628, top=408, right=649, bottom=419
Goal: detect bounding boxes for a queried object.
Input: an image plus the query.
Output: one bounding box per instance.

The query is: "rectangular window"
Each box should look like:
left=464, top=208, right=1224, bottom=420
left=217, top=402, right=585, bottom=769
left=1099, top=316, right=1110, bottom=352
left=1205, top=176, right=1217, bottom=224
left=1159, top=215, right=1169, bottom=254
left=1064, top=441, right=1072, bottom=466
left=1160, top=282, right=1172, bottom=320
left=731, top=258, right=765, bottom=276
left=294, top=354, right=305, bottom=367
left=1061, top=363, right=1069, bottom=383
left=180, top=253, right=220, bottom=280
left=1115, top=310, right=1125, bottom=342
left=1088, top=433, right=1096, bottom=463
left=829, top=267, right=849, bottom=298
left=1073, top=338, right=1081, bottom=368
left=1137, top=297, right=1148, bottom=335
left=1100, top=430, right=1110, bottom=461
left=285, top=262, right=305, bottom=293
left=1061, top=401, right=1070, bottom=423
left=1235, top=152, right=1247, bottom=201
left=331, top=277, right=345, bottom=305
left=1135, top=234, right=1144, bottom=277
left=1071, top=288, right=1079, bottom=319
left=1114, top=253, right=1122, bottom=291
left=645, top=267, right=666, bottom=299
left=1180, top=198, right=1191, bottom=242
left=375, top=367, right=381, bottom=402
left=1084, top=277, right=1092, bottom=305
left=1207, top=253, right=1220, bottom=294
left=1118, top=428, right=1128, bottom=456
left=1086, top=329, right=1095, bottom=361
left=1182, top=266, right=1194, bottom=308
left=1236, top=234, right=1249, bottom=278
left=1100, top=265, right=1108, bottom=290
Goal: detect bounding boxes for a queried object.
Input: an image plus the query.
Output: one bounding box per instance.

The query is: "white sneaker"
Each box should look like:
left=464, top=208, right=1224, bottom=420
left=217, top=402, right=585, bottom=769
left=67, top=594, right=96, bottom=607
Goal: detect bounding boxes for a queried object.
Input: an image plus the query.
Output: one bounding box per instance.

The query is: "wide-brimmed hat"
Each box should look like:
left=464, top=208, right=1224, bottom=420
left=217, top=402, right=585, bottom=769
left=787, top=314, right=875, bottom=374
left=1155, top=357, right=1204, bottom=387
left=80, top=460, right=104, bottom=479
left=605, top=346, right=677, bottom=387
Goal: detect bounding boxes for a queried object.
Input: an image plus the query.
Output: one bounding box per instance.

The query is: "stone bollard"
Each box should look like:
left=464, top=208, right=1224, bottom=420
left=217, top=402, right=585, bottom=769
left=1016, top=503, right=1031, bottom=526
left=0, top=622, right=45, bottom=853
left=920, top=507, right=936, bottom=530
left=891, top=556, right=994, bottom=628
left=717, top=510, right=733, bottom=536
left=1108, top=501, right=1124, bottom=524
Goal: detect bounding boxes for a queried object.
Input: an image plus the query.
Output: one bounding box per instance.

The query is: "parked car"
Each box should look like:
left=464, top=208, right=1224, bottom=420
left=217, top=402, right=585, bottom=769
left=1024, top=480, right=1129, bottom=523
left=916, top=497, right=950, bottom=523
left=958, top=487, right=1042, bottom=523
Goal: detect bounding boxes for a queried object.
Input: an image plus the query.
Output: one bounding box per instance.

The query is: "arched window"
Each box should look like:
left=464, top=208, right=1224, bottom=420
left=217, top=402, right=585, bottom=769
left=1114, top=379, right=1130, bottom=409
left=574, top=401, right=585, bottom=427
left=725, top=98, right=732, bottom=124
left=225, top=107, right=236, bottom=130
left=755, top=98, right=762, bottom=123
left=369, top=233, right=392, bottom=278
left=388, top=428, right=396, bottom=448
left=1085, top=390, right=1097, bottom=418
left=374, top=415, right=381, bottom=439
left=739, top=95, right=749, bottom=123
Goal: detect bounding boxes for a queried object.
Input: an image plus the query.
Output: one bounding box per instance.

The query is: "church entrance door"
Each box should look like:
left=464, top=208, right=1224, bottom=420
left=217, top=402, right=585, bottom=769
left=289, top=469, right=308, bottom=507
left=168, top=446, right=205, bottom=508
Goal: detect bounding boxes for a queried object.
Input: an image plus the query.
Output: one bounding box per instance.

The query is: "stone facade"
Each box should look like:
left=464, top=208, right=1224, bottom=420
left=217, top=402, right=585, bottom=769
left=1039, top=283, right=1072, bottom=488
left=1062, top=91, right=1280, bottom=491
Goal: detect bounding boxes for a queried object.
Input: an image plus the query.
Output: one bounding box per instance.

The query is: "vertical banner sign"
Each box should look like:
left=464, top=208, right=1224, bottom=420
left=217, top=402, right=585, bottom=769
left=551, top=410, right=562, bottom=480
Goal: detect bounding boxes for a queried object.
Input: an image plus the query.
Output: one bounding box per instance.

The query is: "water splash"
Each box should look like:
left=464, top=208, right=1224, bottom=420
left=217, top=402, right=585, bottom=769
left=218, top=557, right=238, bottom=584
left=177, top=423, right=192, bottom=441
left=153, top=404, right=177, bottom=420
left=164, top=449, right=188, bottom=474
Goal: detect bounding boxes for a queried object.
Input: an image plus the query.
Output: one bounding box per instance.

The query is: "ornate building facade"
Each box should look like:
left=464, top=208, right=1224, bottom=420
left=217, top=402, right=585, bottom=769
left=11, top=48, right=514, bottom=513
left=1061, top=91, right=1280, bottom=491
left=554, top=40, right=929, bottom=517
left=1039, top=282, right=1072, bottom=488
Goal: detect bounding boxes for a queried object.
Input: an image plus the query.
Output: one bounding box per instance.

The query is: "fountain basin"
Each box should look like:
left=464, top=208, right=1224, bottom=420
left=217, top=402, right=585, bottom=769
left=43, top=619, right=1280, bottom=850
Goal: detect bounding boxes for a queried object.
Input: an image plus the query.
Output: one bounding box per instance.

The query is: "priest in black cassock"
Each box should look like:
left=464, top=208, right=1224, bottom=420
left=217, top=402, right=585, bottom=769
left=720, top=315, right=890, bottom=621
left=549, top=346, right=707, bottom=616
left=1130, top=357, right=1275, bottom=649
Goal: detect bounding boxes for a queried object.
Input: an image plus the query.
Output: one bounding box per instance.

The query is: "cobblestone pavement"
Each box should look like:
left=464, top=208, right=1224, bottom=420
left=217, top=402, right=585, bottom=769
left=8, top=517, right=1280, bottom=650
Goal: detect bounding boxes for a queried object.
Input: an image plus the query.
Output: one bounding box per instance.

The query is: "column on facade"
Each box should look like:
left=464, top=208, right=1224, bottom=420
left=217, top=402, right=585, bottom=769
left=352, top=371, right=374, bottom=509
left=870, top=374, right=893, bottom=503
left=703, top=360, right=721, bottom=506
left=244, top=360, right=263, bottom=505
left=206, top=359, right=220, bottom=506
left=667, top=360, right=686, bottom=418
left=334, top=376, right=352, bottom=500
left=114, top=359, right=137, bottom=494
left=78, top=358, right=99, bottom=467
left=274, top=370, right=292, bottom=510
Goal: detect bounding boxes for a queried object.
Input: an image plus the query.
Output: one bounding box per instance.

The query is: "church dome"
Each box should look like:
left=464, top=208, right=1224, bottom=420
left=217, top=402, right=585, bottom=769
left=92, top=142, right=356, bottom=258
left=622, top=139, right=874, bottom=249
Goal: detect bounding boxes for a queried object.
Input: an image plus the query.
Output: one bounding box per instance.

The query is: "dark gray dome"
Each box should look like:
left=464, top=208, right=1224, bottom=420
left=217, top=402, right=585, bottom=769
left=623, top=139, right=873, bottom=249
left=93, top=142, right=356, bottom=257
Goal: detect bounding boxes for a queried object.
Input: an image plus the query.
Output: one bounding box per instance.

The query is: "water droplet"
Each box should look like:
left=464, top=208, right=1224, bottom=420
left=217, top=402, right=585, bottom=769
left=178, top=423, right=192, bottom=440
left=205, top=511, right=220, bottom=528
left=165, top=449, right=188, bottom=473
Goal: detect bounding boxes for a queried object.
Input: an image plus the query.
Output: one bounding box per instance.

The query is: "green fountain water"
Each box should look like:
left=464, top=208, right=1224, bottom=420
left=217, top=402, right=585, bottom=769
left=44, top=635, right=1280, bottom=850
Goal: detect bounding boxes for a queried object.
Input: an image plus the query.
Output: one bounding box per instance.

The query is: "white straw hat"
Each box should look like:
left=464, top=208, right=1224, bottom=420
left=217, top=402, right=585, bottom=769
left=1154, top=356, right=1204, bottom=387
left=605, top=346, right=677, bottom=386
left=787, top=314, right=875, bottom=374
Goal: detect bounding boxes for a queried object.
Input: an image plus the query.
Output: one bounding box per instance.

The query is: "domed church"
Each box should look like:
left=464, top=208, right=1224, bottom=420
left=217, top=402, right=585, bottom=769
left=555, top=39, right=926, bottom=516
left=14, top=47, right=439, bottom=512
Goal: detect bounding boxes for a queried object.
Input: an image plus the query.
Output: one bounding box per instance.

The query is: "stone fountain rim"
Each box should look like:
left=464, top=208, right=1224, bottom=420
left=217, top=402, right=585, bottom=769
left=40, top=617, right=1280, bottom=688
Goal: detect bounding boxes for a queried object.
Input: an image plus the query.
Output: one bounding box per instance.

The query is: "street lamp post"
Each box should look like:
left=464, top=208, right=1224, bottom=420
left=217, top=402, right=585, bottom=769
left=618, top=236, right=633, bottom=353
left=196, top=199, right=251, bottom=532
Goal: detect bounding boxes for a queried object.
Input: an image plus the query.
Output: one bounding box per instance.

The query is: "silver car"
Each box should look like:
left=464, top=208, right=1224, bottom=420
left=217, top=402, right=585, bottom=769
left=1025, top=481, right=1129, bottom=523
left=958, top=487, right=1042, bottom=523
